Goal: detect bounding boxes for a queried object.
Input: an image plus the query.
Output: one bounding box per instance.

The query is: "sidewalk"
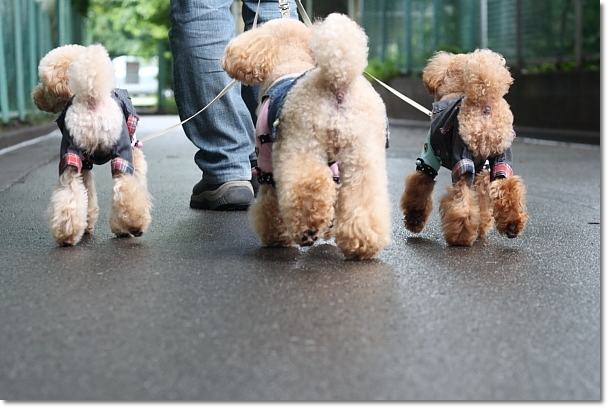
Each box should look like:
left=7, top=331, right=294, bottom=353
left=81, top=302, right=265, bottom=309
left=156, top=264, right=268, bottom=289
left=0, top=115, right=600, bottom=400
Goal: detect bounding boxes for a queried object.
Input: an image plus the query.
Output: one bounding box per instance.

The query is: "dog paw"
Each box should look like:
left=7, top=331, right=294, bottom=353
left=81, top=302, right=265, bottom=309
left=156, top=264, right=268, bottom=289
left=498, top=222, right=523, bottom=239
left=58, top=238, right=78, bottom=247
left=300, top=229, right=319, bottom=246
left=494, top=209, right=528, bottom=239
left=506, top=224, right=518, bottom=238
left=404, top=210, right=426, bottom=233
left=493, top=209, right=528, bottom=239
left=51, top=218, right=87, bottom=246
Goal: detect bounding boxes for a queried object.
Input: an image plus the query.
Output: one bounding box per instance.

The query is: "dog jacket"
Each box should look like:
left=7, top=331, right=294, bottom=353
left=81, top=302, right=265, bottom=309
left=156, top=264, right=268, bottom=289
left=254, top=72, right=340, bottom=187
left=416, top=96, right=514, bottom=184
left=57, top=88, right=140, bottom=176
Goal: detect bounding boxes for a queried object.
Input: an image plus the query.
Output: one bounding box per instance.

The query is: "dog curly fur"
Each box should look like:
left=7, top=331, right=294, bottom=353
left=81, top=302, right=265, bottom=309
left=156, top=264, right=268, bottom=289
left=222, top=14, right=391, bottom=259
left=32, top=44, right=151, bottom=246
left=400, top=49, right=528, bottom=245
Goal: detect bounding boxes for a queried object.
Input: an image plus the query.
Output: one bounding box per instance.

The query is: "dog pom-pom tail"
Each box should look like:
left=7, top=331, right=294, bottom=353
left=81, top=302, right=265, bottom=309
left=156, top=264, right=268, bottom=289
left=463, top=49, right=513, bottom=104
left=68, top=44, right=115, bottom=102
left=311, top=13, right=368, bottom=88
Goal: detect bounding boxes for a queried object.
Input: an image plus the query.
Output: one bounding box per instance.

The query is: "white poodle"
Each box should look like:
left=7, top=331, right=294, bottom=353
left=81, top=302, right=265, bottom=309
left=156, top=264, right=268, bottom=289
left=32, top=44, right=152, bottom=246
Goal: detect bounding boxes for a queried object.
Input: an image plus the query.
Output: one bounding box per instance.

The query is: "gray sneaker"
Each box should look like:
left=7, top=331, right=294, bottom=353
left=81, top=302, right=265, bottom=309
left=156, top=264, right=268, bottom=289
left=190, top=180, right=254, bottom=210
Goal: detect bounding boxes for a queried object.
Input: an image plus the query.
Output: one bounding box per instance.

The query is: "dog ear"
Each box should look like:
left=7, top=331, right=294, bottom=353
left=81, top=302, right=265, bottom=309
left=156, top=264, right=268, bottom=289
left=32, top=44, right=84, bottom=113
left=31, top=83, right=52, bottom=112
left=422, top=51, right=454, bottom=95
left=222, top=29, right=279, bottom=84
left=31, top=82, right=70, bottom=113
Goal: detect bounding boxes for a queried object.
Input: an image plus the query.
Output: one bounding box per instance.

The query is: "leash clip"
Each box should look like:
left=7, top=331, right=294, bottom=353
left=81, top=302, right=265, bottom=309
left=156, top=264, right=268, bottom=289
left=278, top=0, right=290, bottom=18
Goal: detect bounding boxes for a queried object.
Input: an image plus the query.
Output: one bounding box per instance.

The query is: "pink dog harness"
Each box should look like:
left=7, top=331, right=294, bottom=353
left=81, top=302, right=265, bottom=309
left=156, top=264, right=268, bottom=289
left=254, top=72, right=340, bottom=187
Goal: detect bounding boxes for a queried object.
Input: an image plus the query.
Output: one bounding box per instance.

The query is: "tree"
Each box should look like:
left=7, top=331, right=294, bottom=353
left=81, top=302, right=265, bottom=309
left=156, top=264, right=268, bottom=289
left=83, top=0, right=170, bottom=59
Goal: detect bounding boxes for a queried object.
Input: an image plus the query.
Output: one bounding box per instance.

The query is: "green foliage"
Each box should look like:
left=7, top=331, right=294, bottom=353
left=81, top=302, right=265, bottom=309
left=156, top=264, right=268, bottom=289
left=160, top=95, right=179, bottom=115
left=436, top=44, right=470, bottom=55
left=86, top=0, right=170, bottom=59
left=71, top=0, right=90, bottom=15
left=421, top=45, right=471, bottom=69
left=365, top=58, right=401, bottom=83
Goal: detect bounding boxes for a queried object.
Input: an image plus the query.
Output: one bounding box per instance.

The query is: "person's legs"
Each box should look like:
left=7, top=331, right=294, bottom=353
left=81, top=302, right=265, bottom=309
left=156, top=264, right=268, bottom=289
left=242, top=0, right=299, bottom=30
left=240, top=0, right=300, bottom=193
left=170, top=0, right=254, bottom=210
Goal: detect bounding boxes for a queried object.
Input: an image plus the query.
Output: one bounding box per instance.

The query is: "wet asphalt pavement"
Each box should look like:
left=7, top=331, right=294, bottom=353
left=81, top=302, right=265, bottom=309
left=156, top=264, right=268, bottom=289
left=0, top=115, right=600, bottom=400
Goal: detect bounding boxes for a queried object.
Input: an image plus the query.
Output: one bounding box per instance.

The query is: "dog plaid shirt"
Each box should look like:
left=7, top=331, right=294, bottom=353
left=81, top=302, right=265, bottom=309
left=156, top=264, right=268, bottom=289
left=416, top=96, right=514, bottom=184
left=56, top=89, right=140, bottom=176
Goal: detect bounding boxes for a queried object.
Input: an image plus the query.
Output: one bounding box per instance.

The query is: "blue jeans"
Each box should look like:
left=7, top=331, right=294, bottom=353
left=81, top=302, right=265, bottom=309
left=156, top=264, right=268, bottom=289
left=169, top=0, right=299, bottom=185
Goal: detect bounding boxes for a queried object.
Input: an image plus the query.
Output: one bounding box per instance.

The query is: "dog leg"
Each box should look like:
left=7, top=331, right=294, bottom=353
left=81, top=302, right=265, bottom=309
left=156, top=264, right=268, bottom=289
left=49, top=167, right=88, bottom=246
left=249, top=184, right=293, bottom=247
left=82, top=169, right=99, bottom=233
left=109, top=164, right=152, bottom=238
left=491, top=176, right=528, bottom=238
left=131, top=148, right=153, bottom=227
left=400, top=171, right=435, bottom=233
left=439, top=177, right=480, bottom=246
left=474, top=170, right=494, bottom=237
left=333, top=151, right=391, bottom=260
left=275, top=155, right=336, bottom=247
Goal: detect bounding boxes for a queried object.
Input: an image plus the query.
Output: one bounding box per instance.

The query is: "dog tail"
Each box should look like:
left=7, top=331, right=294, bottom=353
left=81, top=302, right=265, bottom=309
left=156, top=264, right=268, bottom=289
left=67, top=44, right=115, bottom=101
left=463, top=49, right=513, bottom=104
left=310, top=13, right=368, bottom=88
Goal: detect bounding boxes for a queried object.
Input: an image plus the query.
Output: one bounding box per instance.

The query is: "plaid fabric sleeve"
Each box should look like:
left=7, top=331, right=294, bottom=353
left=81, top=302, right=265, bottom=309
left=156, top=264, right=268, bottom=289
left=112, top=89, right=139, bottom=139
left=491, top=162, right=514, bottom=179
left=489, top=147, right=514, bottom=181
left=59, top=152, right=82, bottom=174
left=111, top=157, right=134, bottom=176
left=126, top=114, right=139, bottom=137
left=451, top=159, right=475, bottom=184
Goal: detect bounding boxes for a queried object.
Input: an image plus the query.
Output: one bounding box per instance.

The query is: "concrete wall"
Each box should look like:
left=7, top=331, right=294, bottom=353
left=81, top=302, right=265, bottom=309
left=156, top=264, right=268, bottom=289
left=376, top=71, right=600, bottom=145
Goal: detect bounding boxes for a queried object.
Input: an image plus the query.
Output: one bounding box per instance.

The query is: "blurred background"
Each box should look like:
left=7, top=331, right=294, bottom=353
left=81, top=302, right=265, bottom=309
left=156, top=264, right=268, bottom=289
left=0, top=0, right=600, bottom=144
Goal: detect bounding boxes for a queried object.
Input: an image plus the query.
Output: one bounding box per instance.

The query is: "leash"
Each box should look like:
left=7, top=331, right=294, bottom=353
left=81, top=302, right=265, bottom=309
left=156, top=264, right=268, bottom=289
left=290, top=0, right=312, bottom=26
left=363, top=71, right=431, bottom=117
left=283, top=0, right=429, bottom=116
left=290, top=0, right=431, bottom=117
left=141, top=0, right=268, bottom=143
left=141, top=0, right=429, bottom=143
left=139, top=80, right=237, bottom=143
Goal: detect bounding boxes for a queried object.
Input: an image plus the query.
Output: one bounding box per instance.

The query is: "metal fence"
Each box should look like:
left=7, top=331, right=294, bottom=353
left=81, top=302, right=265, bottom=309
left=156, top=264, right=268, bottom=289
left=0, top=0, right=84, bottom=123
left=1, top=0, right=600, bottom=123
left=360, top=0, right=600, bottom=73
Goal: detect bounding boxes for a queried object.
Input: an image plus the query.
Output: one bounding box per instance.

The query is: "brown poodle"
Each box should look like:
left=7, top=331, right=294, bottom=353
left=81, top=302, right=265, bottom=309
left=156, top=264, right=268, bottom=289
left=400, top=49, right=528, bottom=245
left=32, top=44, right=152, bottom=246
left=222, top=13, right=391, bottom=259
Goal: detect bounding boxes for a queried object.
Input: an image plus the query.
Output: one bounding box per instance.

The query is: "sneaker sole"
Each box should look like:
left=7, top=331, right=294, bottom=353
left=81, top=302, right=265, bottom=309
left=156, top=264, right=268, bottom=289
left=190, top=181, right=254, bottom=210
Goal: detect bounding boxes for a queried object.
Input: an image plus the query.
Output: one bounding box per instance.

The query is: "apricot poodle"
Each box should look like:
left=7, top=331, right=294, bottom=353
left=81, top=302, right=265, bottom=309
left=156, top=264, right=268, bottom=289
left=400, top=49, right=528, bottom=245
left=222, top=13, right=391, bottom=259
left=33, top=44, right=151, bottom=246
